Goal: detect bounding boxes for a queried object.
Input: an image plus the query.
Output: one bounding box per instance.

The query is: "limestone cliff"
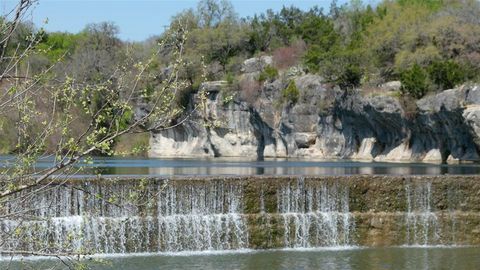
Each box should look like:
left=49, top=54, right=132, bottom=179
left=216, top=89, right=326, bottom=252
left=149, top=58, right=480, bottom=162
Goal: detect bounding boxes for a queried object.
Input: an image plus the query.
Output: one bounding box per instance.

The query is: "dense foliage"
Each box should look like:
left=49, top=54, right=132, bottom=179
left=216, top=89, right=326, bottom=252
left=9, top=0, right=480, bottom=93
left=160, top=0, right=480, bottom=95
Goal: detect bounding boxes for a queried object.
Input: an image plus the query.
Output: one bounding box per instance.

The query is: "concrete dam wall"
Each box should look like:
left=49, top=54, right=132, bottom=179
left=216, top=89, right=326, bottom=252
left=1, top=176, right=480, bottom=254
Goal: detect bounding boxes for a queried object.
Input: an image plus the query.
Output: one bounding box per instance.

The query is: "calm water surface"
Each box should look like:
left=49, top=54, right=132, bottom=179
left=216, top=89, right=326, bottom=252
left=1, top=156, right=480, bottom=176
left=3, top=247, right=480, bottom=270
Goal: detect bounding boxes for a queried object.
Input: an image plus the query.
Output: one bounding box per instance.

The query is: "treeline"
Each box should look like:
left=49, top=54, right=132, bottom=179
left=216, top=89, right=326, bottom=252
left=5, top=0, right=480, bottom=98
left=162, top=0, right=480, bottom=98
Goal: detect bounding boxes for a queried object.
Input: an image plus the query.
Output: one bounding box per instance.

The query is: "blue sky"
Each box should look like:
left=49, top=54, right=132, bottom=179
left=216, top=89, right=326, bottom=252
left=2, top=0, right=377, bottom=41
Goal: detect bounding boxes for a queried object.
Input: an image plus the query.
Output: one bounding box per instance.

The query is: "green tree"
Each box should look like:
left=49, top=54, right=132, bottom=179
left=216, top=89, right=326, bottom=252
left=247, top=11, right=277, bottom=53
left=194, top=22, right=247, bottom=71
left=37, top=32, right=80, bottom=61
left=428, top=60, right=464, bottom=90
left=400, top=63, right=430, bottom=98
left=274, top=6, right=304, bottom=44
left=397, top=0, right=445, bottom=10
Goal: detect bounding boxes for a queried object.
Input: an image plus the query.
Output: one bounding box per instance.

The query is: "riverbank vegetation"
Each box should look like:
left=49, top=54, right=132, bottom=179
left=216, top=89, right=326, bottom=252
left=1, top=0, right=479, bottom=156
left=166, top=0, right=480, bottom=97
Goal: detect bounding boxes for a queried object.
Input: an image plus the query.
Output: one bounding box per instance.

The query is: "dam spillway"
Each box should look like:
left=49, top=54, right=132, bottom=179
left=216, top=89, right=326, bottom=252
left=1, top=176, right=480, bottom=254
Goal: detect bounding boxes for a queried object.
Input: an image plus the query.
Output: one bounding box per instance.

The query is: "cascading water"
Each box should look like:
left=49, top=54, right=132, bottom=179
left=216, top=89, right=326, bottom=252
left=405, top=181, right=440, bottom=245
left=0, top=176, right=476, bottom=255
left=276, top=178, right=353, bottom=248
left=0, top=180, right=249, bottom=254
left=155, top=184, right=248, bottom=252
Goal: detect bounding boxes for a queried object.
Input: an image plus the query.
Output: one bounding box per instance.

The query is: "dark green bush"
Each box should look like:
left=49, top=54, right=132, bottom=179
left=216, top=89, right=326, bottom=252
left=282, top=80, right=300, bottom=104
left=303, top=45, right=323, bottom=72
left=428, top=60, right=464, bottom=90
left=400, top=64, right=431, bottom=99
left=338, top=64, right=363, bottom=89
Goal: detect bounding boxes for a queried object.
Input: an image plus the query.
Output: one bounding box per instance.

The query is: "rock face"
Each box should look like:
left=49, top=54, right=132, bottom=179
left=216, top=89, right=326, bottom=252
left=149, top=61, right=480, bottom=162
left=380, top=81, right=402, bottom=91
left=240, top=55, right=273, bottom=73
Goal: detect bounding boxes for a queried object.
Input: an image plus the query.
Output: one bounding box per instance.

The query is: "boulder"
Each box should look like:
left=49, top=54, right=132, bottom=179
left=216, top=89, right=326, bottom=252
left=380, top=81, right=402, bottom=91
left=241, top=56, right=273, bottom=73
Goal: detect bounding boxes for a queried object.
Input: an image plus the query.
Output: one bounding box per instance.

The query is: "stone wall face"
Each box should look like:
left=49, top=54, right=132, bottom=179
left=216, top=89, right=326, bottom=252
left=2, top=176, right=480, bottom=254
left=149, top=60, right=480, bottom=162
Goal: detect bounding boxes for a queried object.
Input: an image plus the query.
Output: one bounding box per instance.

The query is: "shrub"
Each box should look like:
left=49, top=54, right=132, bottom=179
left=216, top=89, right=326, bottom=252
left=428, top=60, right=464, bottom=90
left=303, top=44, right=324, bottom=72
left=400, top=64, right=431, bottom=99
left=273, top=40, right=306, bottom=69
left=273, top=47, right=297, bottom=69
left=258, top=65, right=279, bottom=82
left=399, top=95, right=418, bottom=120
left=338, top=64, right=363, bottom=89
left=282, top=80, right=300, bottom=104
left=0, top=116, right=16, bottom=154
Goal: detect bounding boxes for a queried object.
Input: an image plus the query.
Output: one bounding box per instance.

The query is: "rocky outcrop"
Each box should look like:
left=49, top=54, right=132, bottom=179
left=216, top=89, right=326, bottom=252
left=240, top=55, right=273, bottom=73
left=149, top=58, right=480, bottom=162
left=380, top=81, right=402, bottom=91
left=149, top=80, right=266, bottom=158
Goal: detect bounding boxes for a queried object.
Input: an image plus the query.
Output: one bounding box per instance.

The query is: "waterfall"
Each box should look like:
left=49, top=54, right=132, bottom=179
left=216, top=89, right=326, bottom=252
left=405, top=181, right=440, bottom=245
left=0, top=180, right=249, bottom=254
left=276, top=178, right=354, bottom=248
left=0, top=176, right=473, bottom=255
left=153, top=183, right=249, bottom=252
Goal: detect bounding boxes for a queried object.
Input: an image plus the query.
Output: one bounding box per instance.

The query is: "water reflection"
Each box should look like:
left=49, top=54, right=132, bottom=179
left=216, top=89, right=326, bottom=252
left=94, top=247, right=480, bottom=270
left=4, top=247, right=480, bottom=270
left=146, top=160, right=480, bottom=176
left=1, top=155, right=480, bottom=176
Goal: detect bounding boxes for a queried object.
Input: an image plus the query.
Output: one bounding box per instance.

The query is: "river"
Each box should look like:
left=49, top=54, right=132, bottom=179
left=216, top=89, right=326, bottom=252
left=3, top=247, right=480, bottom=269
left=2, top=155, right=480, bottom=176
left=1, top=157, right=480, bottom=269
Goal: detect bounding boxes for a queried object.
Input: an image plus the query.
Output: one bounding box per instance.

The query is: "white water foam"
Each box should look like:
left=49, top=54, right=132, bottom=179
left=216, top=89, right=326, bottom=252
left=277, top=178, right=354, bottom=248
left=405, top=181, right=441, bottom=245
